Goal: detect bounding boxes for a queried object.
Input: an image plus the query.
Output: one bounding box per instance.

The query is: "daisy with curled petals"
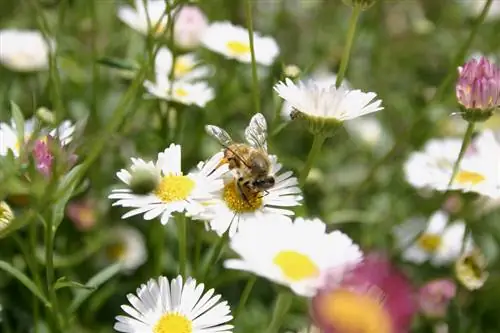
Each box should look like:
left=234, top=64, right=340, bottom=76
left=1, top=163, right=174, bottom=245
left=154, top=47, right=212, bottom=82
left=224, top=216, right=363, bottom=297
left=117, top=0, right=169, bottom=36
left=109, top=144, right=227, bottom=225
left=393, top=210, right=473, bottom=266
left=201, top=21, right=279, bottom=66
left=114, top=275, right=233, bottom=333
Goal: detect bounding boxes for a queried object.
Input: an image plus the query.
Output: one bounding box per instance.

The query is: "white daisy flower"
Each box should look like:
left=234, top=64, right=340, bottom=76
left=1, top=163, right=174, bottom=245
left=0, top=29, right=53, bottom=72
left=117, top=0, right=169, bottom=36
left=114, top=275, right=233, bottom=333
left=0, top=118, right=74, bottom=157
left=404, top=134, right=500, bottom=198
left=201, top=21, right=279, bottom=66
left=144, top=72, right=214, bottom=107
left=104, top=225, right=147, bottom=273
left=0, top=201, right=14, bottom=232
left=154, top=47, right=212, bottom=82
left=109, top=145, right=226, bottom=225
left=393, top=211, right=473, bottom=266
left=224, top=216, right=363, bottom=297
left=274, top=78, right=383, bottom=123
left=193, top=155, right=302, bottom=237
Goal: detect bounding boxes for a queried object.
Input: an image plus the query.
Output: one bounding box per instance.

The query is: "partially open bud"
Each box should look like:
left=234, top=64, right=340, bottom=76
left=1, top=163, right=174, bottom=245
left=128, top=164, right=161, bottom=195
left=0, top=201, right=14, bottom=232
left=418, top=279, right=456, bottom=319
left=173, top=5, right=208, bottom=50
left=66, top=199, right=97, bottom=231
left=342, top=0, right=377, bottom=10
left=456, top=57, right=500, bottom=122
left=455, top=248, right=489, bottom=290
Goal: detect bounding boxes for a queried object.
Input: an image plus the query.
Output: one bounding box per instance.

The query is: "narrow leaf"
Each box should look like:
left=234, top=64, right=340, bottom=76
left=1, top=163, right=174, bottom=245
left=0, top=260, right=51, bottom=308
left=54, top=276, right=95, bottom=291
left=97, top=57, right=139, bottom=71
left=10, top=101, right=24, bottom=146
left=69, top=262, right=122, bottom=312
left=52, top=164, right=84, bottom=229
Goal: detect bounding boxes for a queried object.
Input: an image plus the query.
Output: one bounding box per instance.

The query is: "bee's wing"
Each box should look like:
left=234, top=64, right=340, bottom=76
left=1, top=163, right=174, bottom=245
left=205, top=125, right=234, bottom=147
left=245, top=113, right=268, bottom=152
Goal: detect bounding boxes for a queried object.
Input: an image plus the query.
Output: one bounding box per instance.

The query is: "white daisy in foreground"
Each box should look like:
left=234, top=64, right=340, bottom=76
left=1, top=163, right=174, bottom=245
left=0, top=29, right=53, bottom=72
left=109, top=145, right=227, bottom=225
left=404, top=134, right=500, bottom=198
left=104, top=225, right=147, bottom=273
left=114, top=275, right=233, bottom=333
left=144, top=73, right=214, bottom=107
left=0, top=117, right=74, bottom=157
left=194, top=155, right=302, bottom=237
left=154, top=47, right=212, bottom=82
left=201, top=21, right=279, bottom=66
left=225, top=216, right=363, bottom=297
left=393, top=211, right=473, bottom=266
left=117, top=0, right=169, bottom=36
left=0, top=201, right=14, bottom=232
left=274, top=78, right=383, bottom=124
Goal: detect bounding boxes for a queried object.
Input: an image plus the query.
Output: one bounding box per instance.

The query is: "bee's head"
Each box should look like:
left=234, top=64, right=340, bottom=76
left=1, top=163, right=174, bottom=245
left=253, top=176, right=275, bottom=190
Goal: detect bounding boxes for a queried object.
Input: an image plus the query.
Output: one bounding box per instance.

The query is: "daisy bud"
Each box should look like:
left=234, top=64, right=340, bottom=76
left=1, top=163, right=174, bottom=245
left=128, top=164, right=161, bottom=195
left=455, top=248, right=489, bottom=290
left=66, top=199, right=97, bottom=231
left=284, top=64, right=301, bottom=79
left=418, top=279, right=456, bottom=319
left=173, top=5, right=208, bottom=50
left=0, top=201, right=15, bottom=232
left=35, top=107, right=56, bottom=125
left=312, top=253, right=416, bottom=333
left=456, top=57, right=500, bottom=122
left=342, top=0, right=377, bottom=10
left=32, top=138, right=54, bottom=177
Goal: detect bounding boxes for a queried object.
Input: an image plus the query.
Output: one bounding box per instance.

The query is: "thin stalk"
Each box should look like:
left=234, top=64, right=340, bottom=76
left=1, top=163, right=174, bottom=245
left=90, top=0, right=100, bottom=127
left=177, top=214, right=187, bottom=277
left=265, top=291, right=293, bottom=333
left=200, top=232, right=229, bottom=280
left=447, top=121, right=475, bottom=187
left=335, top=5, right=361, bottom=88
left=44, top=219, right=63, bottom=332
left=234, top=276, right=257, bottom=320
left=193, top=224, right=202, bottom=276
left=246, top=0, right=260, bottom=115
left=299, top=134, right=326, bottom=186
left=151, top=221, right=165, bottom=277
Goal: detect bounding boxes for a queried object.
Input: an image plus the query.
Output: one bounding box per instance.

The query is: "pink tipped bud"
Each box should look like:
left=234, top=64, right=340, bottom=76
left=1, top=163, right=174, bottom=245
left=66, top=199, right=97, bottom=231
left=173, top=6, right=208, bottom=50
left=418, top=279, right=456, bottom=319
left=32, top=137, right=54, bottom=177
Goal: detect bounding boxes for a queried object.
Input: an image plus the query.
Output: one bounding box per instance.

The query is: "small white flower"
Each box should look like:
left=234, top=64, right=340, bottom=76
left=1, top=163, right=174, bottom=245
left=193, top=155, right=302, bottom=237
left=0, top=201, right=14, bottom=232
left=117, top=0, right=169, bottom=36
left=154, top=47, right=212, bottom=82
left=114, top=275, right=233, bottom=333
left=109, top=144, right=226, bottom=225
left=344, top=116, right=385, bottom=148
left=201, top=21, right=279, bottom=66
left=104, top=225, right=147, bottom=273
left=0, top=117, right=74, bottom=157
left=173, top=5, right=209, bottom=49
left=394, top=211, right=473, bottom=266
left=274, top=78, right=383, bottom=122
left=144, top=72, right=214, bottom=107
left=225, top=216, right=363, bottom=297
left=0, top=29, right=53, bottom=72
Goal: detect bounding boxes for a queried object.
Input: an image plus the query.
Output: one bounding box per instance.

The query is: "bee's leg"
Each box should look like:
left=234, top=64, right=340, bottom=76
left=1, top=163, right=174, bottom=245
left=258, top=190, right=270, bottom=199
left=208, top=157, right=228, bottom=176
left=236, top=178, right=251, bottom=204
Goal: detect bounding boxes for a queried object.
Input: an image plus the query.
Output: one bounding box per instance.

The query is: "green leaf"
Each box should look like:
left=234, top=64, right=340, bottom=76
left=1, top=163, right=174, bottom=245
left=0, top=260, right=51, bottom=308
left=10, top=101, right=24, bottom=146
left=54, top=276, right=96, bottom=291
left=52, top=164, right=84, bottom=229
left=97, top=57, right=139, bottom=71
left=69, top=262, right=123, bottom=312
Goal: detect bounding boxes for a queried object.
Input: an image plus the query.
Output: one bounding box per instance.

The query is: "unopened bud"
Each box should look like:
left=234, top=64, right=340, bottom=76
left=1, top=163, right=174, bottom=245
left=283, top=64, right=301, bottom=79
left=0, top=201, right=14, bottom=232
left=35, top=107, right=56, bottom=125
left=455, top=248, right=489, bottom=290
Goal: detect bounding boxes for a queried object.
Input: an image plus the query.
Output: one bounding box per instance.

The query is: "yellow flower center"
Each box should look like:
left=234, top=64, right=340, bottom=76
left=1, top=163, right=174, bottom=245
left=154, top=174, right=195, bottom=203
left=226, top=40, right=251, bottom=56
left=417, top=233, right=442, bottom=253
left=174, top=60, right=193, bottom=77
left=455, top=170, right=485, bottom=185
left=154, top=313, right=192, bottom=333
left=273, top=250, right=319, bottom=281
left=174, top=88, right=189, bottom=98
left=317, top=288, right=392, bottom=333
left=222, top=180, right=262, bottom=213
left=106, top=241, right=126, bottom=261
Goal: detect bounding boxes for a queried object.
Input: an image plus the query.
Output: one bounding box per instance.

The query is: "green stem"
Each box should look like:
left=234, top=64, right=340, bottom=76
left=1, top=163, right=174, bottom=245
left=200, top=232, right=229, bottom=280
left=90, top=0, right=100, bottom=127
left=246, top=0, right=260, bottom=115
left=177, top=214, right=187, bottom=277
left=335, top=5, right=361, bottom=88
left=44, top=219, right=63, bottom=332
left=265, top=291, right=293, bottom=333
left=151, top=221, right=165, bottom=277
left=299, top=134, right=326, bottom=186
left=447, top=121, right=475, bottom=188
left=234, top=276, right=257, bottom=320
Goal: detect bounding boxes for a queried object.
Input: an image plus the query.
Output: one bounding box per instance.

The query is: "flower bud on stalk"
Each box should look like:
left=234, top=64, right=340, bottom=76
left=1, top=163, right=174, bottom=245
left=456, top=57, right=500, bottom=122
left=455, top=248, right=489, bottom=290
left=0, top=201, right=14, bottom=232
left=418, top=279, right=456, bottom=319
left=342, top=0, right=377, bottom=10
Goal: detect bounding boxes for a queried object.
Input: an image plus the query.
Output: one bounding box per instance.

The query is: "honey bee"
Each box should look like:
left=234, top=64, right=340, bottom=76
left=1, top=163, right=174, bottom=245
left=205, top=113, right=275, bottom=202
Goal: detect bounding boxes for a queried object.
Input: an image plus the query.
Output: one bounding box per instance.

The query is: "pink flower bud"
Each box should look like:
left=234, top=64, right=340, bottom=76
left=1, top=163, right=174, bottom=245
left=66, top=199, right=97, bottom=231
left=32, top=137, right=54, bottom=177
left=418, top=279, right=456, bottom=318
left=173, top=6, right=208, bottom=50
